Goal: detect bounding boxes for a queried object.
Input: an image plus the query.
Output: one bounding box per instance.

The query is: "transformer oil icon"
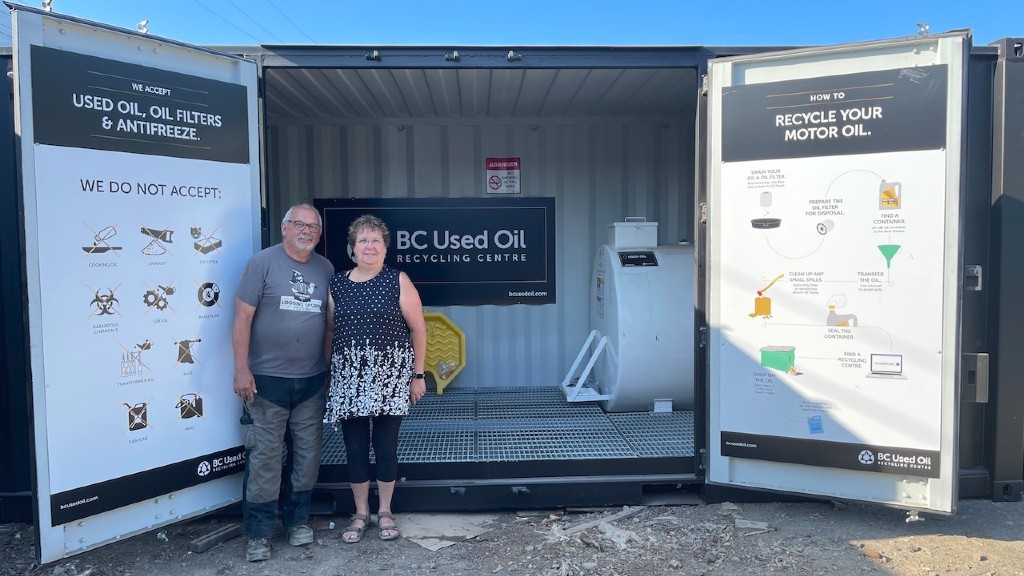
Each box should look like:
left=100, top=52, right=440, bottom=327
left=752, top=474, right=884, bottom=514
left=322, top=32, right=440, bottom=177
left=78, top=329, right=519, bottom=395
left=120, top=340, right=153, bottom=377
left=749, top=274, right=785, bottom=319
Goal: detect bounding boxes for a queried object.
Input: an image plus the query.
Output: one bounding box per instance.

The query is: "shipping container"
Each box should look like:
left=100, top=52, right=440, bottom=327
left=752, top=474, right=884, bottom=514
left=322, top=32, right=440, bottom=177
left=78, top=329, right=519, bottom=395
left=1, top=5, right=1022, bottom=563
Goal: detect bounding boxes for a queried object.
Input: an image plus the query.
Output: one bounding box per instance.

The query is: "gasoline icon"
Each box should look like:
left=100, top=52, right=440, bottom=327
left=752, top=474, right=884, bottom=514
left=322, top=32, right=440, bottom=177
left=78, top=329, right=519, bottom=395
left=124, top=402, right=148, bottom=431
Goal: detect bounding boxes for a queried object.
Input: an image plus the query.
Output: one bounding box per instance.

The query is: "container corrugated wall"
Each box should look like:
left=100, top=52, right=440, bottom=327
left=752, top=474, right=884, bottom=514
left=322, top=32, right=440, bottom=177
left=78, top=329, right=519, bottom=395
left=264, top=117, right=694, bottom=389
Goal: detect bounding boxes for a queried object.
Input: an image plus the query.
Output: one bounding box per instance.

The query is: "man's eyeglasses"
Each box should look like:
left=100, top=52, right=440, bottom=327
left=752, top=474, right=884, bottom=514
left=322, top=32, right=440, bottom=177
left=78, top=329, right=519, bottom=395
left=288, top=220, right=322, bottom=233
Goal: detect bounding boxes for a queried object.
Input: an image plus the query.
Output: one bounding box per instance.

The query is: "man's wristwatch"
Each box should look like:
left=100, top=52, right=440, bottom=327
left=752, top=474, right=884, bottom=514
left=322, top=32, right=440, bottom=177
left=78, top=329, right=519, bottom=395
left=412, top=372, right=425, bottom=380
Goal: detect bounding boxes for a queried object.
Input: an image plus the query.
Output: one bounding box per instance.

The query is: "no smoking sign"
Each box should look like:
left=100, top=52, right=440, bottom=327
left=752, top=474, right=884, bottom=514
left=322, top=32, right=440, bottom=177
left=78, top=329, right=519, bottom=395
left=485, top=157, right=521, bottom=195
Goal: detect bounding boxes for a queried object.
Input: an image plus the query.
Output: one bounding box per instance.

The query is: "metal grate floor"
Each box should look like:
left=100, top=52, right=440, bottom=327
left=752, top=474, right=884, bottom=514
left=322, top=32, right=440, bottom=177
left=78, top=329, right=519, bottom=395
left=321, top=386, right=694, bottom=464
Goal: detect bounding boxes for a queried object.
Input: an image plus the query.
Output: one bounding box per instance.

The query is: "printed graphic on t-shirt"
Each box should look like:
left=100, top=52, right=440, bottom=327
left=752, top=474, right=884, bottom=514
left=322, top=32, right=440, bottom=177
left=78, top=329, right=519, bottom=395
left=280, top=270, right=322, bottom=312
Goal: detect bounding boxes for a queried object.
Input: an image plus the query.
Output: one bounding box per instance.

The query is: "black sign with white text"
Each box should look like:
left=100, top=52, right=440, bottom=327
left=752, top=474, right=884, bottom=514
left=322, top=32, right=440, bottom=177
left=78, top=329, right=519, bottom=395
left=316, top=197, right=555, bottom=306
left=31, top=45, right=249, bottom=163
left=618, top=251, right=658, bottom=267
left=49, top=445, right=245, bottom=526
left=722, top=66, right=947, bottom=162
left=721, top=431, right=940, bottom=478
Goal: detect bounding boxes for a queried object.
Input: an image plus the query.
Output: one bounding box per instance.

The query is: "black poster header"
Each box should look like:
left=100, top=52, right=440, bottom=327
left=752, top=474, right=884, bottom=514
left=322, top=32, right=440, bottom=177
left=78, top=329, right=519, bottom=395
left=30, top=45, right=250, bottom=164
left=722, top=65, right=948, bottom=162
left=315, top=197, right=556, bottom=306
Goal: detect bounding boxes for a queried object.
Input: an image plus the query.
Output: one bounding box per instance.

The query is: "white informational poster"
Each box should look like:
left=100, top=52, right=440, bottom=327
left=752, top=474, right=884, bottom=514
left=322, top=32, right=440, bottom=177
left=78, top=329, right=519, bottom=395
left=707, top=35, right=967, bottom=513
left=14, top=8, right=260, bottom=561
left=486, top=157, right=522, bottom=194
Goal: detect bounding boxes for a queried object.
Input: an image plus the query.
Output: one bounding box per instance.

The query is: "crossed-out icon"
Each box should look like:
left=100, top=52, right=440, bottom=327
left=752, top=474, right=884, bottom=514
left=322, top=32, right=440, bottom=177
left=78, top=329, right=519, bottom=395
left=191, top=226, right=223, bottom=255
left=87, top=284, right=122, bottom=318
left=141, top=225, right=174, bottom=256
left=82, top=223, right=122, bottom=255
left=142, top=282, right=176, bottom=314
left=119, top=340, right=153, bottom=377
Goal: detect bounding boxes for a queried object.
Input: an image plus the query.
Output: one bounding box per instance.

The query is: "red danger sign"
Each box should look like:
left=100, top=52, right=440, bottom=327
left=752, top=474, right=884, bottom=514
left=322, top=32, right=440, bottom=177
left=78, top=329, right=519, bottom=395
left=485, top=157, right=521, bottom=195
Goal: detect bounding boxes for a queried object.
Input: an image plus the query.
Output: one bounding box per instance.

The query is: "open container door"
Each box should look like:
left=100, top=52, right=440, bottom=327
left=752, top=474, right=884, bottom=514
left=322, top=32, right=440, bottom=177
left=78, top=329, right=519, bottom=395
left=706, top=32, right=969, bottom=514
left=9, top=5, right=261, bottom=562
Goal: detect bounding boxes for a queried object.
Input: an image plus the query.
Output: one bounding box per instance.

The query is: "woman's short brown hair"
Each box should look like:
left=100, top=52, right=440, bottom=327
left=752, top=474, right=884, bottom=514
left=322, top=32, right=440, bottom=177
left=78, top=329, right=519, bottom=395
left=347, top=214, right=390, bottom=248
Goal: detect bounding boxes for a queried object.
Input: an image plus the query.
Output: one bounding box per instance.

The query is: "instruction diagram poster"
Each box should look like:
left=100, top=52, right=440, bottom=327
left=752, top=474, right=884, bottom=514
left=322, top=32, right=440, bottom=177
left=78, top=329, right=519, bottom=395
left=27, top=46, right=255, bottom=523
left=716, top=66, right=949, bottom=478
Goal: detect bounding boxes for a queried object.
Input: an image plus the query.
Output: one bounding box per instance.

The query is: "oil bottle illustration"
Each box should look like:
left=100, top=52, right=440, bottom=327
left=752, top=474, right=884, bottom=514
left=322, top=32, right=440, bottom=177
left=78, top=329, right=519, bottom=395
left=879, top=180, right=901, bottom=209
left=825, top=295, right=858, bottom=327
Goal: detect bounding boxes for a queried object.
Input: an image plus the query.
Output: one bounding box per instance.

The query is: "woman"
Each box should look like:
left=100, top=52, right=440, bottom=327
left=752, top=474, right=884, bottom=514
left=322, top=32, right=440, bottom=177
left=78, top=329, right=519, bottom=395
left=325, top=214, right=427, bottom=543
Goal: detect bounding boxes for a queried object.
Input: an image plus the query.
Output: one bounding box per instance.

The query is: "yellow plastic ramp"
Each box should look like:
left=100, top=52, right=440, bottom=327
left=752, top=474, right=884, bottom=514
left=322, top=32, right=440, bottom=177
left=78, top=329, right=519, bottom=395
left=423, top=311, right=466, bottom=395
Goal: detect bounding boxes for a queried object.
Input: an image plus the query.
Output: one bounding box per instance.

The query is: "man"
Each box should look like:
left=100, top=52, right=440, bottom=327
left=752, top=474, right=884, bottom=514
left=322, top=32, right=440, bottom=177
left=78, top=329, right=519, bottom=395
left=232, top=203, right=334, bottom=562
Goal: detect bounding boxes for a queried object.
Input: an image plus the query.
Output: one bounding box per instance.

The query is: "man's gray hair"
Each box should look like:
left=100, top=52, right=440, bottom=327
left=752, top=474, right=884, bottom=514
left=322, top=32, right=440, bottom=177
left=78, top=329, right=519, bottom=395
left=282, top=203, right=322, bottom=227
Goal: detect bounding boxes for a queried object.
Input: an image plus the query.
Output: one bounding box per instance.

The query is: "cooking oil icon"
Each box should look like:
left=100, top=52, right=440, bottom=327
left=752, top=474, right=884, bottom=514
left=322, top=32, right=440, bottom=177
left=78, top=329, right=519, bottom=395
left=879, top=180, right=901, bottom=210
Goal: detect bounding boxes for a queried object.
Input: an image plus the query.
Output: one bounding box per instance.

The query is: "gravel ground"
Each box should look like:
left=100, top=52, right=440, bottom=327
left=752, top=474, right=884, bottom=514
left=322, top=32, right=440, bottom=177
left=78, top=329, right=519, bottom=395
left=2, top=498, right=1023, bottom=576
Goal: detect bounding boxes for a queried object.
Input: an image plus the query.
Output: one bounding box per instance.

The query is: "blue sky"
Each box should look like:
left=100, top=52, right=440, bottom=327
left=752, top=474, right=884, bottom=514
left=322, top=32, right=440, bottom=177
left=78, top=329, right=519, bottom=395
left=1, top=0, right=1021, bottom=48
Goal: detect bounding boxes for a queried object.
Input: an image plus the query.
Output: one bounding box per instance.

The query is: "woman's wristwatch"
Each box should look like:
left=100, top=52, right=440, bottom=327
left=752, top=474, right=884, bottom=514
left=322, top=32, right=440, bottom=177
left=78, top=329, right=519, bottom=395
left=412, top=372, right=425, bottom=380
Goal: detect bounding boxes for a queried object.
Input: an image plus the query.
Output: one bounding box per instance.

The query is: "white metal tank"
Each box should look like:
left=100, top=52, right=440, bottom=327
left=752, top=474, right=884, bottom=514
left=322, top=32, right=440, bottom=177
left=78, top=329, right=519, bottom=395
left=591, top=220, right=695, bottom=412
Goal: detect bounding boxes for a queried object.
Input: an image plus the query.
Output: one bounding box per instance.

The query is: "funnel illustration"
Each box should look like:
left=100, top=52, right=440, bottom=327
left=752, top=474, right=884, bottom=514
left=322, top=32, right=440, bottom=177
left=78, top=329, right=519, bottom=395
left=878, top=244, right=900, bottom=268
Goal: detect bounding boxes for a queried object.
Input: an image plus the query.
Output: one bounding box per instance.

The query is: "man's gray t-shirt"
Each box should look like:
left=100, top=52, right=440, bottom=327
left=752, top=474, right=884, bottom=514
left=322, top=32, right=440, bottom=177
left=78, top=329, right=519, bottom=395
left=236, top=244, right=335, bottom=378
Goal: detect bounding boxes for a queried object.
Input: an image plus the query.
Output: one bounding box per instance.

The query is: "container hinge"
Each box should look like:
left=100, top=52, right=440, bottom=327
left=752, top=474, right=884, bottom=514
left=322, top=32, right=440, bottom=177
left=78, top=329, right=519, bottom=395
left=511, top=486, right=530, bottom=496
left=699, top=448, right=708, bottom=471
left=962, top=353, right=989, bottom=403
left=698, top=326, right=708, bottom=348
left=701, top=74, right=709, bottom=96
left=450, top=486, right=466, bottom=496
left=964, top=265, right=983, bottom=291
left=699, top=203, right=708, bottom=224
